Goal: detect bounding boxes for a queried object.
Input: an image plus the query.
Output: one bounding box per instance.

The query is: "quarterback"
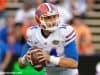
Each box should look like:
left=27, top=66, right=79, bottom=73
left=19, top=3, right=79, bottom=75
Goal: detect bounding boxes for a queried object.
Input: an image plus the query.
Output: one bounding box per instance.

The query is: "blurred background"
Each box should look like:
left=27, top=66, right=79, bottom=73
left=0, top=0, right=100, bottom=75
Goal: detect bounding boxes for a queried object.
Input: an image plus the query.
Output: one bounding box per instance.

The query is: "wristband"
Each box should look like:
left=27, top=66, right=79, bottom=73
left=20, top=55, right=27, bottom=65
left=49, top=56, right=60, bottom=65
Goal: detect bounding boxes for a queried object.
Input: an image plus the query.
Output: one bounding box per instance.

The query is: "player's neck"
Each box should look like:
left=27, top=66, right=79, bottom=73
left=41, top=29, right=52, bottom=38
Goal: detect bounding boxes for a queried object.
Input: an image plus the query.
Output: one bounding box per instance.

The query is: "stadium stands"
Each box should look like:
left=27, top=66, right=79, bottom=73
left=84, top=0, right=100, bottom=52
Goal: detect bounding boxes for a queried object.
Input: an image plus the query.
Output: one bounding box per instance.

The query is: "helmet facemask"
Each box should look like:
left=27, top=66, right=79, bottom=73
left=40, top=12, right=59, bottom=32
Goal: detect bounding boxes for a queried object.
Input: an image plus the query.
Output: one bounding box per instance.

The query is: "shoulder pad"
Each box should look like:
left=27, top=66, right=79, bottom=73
left=26, top=26, right=40, bottom=46
left=60, top=25, right=76, bottom=45
left=60, top=25, right=74, bottom=35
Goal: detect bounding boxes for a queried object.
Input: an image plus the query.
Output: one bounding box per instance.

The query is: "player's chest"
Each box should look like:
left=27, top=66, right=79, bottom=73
left=32, top=32, right=64, bottom=46
left=31, top=31, right=65, bottom=54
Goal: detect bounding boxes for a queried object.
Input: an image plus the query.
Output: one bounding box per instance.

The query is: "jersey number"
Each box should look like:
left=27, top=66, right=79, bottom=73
left=49, top=48, right=57, bottom=56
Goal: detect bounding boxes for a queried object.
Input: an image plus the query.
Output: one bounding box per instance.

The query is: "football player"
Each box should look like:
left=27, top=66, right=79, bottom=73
left=19, top=3, right=79, bottom=75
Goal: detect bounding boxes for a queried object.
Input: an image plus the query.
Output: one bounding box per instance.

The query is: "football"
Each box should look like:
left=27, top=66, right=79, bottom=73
left=29, top=47, right=46, bottom=71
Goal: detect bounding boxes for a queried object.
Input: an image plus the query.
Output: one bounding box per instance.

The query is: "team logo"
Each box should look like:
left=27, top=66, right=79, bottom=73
left=52, top=40, right=59, bottom=45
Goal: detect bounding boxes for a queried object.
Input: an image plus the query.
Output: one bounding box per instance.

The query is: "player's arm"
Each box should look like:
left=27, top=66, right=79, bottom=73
left=18, top=43, right=31, bottom=67
left=57, top=40, right=78, bottom=68
left=56, top=25, right=78, bottom=68
left=19, top=26, right=34, bottom=67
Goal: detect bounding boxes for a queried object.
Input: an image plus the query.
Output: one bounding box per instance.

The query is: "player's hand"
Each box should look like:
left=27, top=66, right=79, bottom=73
left=35, top=50, right=50, bottom=63
left=25, top=47, right=39, bottom=63
left=24, top=49, right=31, bottom=63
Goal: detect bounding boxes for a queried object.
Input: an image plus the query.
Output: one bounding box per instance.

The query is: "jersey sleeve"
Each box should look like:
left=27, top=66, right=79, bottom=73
left=61, top=25, right=76, bottom=46
left=21, top=43, right=30, bottom=57
left=61, top=25, right=78, bottom=61
left=64, top=40, right=79, bottom=61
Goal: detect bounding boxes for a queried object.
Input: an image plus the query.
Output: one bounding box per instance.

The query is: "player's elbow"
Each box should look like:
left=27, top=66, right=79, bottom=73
left=68, top=59, right=78, bottom=69
left=70, top=61, right=78, bottom=68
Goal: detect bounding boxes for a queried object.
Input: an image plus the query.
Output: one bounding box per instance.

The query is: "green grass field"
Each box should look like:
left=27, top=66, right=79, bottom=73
left=12, top=62, right=45, bottom=75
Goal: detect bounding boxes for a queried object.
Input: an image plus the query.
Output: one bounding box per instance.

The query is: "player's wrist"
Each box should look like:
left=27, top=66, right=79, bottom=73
left=20, top=55, right=27, bottom=65
left=49, top=56, right=60, bottom=65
